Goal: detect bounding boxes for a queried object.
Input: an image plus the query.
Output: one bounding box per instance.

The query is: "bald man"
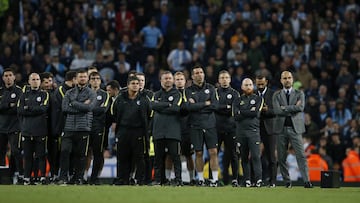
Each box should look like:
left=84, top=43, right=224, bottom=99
left=272, top=71, right=313, bottom=188
left=17, top=73, right=50, bottom=185
left=232, top=78, right=264, bottom=187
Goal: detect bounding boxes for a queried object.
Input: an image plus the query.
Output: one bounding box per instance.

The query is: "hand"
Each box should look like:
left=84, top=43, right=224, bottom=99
left=24, top=106, right=28, bottom=110
left=250, top=106, right=256, bottom=111
left=10, top=103, right=16, bottom=107
left=262, top=105, right=268, bottom=112
left=280, top=106, right=286, bottom=110
left=205, top=101, right=211, bottom=106
left=84, top=99, right=91, bottom=104
left=296, top=100, right=301, bottom=106
left=189, top=98, right=195, bottom=103
left=226, top=105, right=231, bottom=109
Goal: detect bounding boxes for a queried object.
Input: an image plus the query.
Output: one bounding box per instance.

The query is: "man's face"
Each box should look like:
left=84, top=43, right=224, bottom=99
left=128, top=80, right=140, bottom=92
left=41, top=78, right=53, bottom=91
left=77, top=72, right=89, bottom=86
left=2, top=71, right=15, bottom=87
left=191, top=68, right=205, bottom=85
left=137, top=75, right=145, bottom=90
left=161, top=73, right=174, bottom=89
left=174, top=74, right=186, bottom=89
left=29, top=73, right=41, bottom=89
left=106, top=86, right=116, bottom=97
left=218, top=73, right=231, bottom=88
left=280, top=71, right=293, bottom=89
left=241, top=78, right=254, bottom=95
left=255, top=77, right=268, bottom=92
left=89, top=74, right=101, bottom=89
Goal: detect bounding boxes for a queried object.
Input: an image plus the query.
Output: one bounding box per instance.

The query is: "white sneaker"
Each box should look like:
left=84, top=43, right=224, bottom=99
left=256, top=180, right=263, bottom=187
left=245, top=180, right=251, bottom=187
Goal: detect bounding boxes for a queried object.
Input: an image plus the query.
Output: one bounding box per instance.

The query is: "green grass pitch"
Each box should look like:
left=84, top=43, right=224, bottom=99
left=0, top=185, right=359, bottom=203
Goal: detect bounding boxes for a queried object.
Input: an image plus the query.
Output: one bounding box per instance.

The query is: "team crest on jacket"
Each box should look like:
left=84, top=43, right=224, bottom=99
left=227, top=94, right=232, bottom=99
left=250, top=99, right=255, bottom=104
left=11, top=93, right=16, bottom=98
left=204, top=89, right=210, bottom=94
left=97, top=95, right=102, bottom=100
left=168, top=96, right=174, bottom=101
left=36, top=96, right=42, bottom=102
left=136, top=100, right=141, bottom=105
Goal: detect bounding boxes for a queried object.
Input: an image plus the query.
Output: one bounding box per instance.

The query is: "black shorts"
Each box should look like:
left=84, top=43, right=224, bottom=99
left=190, top=128, right=218, bottom=152
left=181, top=133, right=193, bottom=157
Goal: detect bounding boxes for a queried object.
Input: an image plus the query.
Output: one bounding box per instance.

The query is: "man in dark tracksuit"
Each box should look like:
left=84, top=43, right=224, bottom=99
left=151, top=71, right=182, bottom=186
left=49, top=71, right=76, bottom=181
left=136, top=72, right=154, bottom=185
left=255, top=74, right=277, bottom=187
left=88, top=72, right=110, bottom=185
left=215, top=70, right=240, bottom=186
left=186, top=65, right=219, bottom=187
left=17, top=73, right=49, bottom=185
left=0, top=68, right=23, bottom=183
left=232, top=78, right=263, bottom=187
left=111, top=76, right=151, bottom=185
left=58, top=69, right=97, bottom=185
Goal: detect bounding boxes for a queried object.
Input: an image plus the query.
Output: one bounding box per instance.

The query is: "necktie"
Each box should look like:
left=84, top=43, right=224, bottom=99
left=286, top=90, right=290, bottom=104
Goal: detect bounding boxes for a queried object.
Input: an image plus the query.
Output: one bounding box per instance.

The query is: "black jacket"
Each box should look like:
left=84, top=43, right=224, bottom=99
left=92, top=89, right=110, bottom=132
left=151, top=87, right=182, bottom=141
left=111, top=91, right=151, bottom=136
left=50, top=83, right=73, bottom=136
left=185, top=82, right=219, bottom=129
left=178, top=88, right=190, bottom=136
left=215, top=86, right=240, bottom=133
left=0, top=85, right=23, bottom=133
left=233, top=93, right=263, bottom=135
left=62, top=85, right=97, bottom=132
left=17, top=89, right=49, bottom=136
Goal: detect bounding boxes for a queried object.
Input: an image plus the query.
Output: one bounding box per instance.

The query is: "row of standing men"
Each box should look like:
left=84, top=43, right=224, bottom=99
left=0, top=65, right=313, bottom=188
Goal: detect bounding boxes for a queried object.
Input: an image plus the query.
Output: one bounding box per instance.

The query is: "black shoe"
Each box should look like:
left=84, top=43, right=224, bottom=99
left=268, top=183, right=276, bottom=188
left=129, top=178, right=138, bottom=186
left=231, top=180, right=238, bottom=187
left=209, top=180, right=218, bottom=187
left=197, top=180, right=206, bottom=187
left=56, top=179, right=68, bottom=186
left=40, top=177, right=48, bottom=185
left=285, top=182, right=292, bottom=188
left=113, top=178, right=126, bottom=186
left=89, top=178, right=101, bottom=185
left=151, top=181, right=161, bottom=186
left=189, top=179, right=197, bottom=186
left=304, top=182, right=313, bottom=188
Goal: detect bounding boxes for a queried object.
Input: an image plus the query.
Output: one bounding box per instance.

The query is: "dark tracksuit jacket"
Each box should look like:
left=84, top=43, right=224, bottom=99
left=185, top=82, right=219, bottom=129
left=17, top=89, right=49, bottom=136
left=62, top=85, right=97, bottom=132
left=151, top=87, right=182, bottom=141
left=0, top=85, right=22, bottom=134
left=91, top=89, right=111, bottom=133
left=215, top=87, right=240, bottom=133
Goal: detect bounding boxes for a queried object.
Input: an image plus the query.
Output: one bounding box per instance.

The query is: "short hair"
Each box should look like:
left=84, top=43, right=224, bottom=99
left=2, top=68, right=15, bottom=76
left=128, top=70, right=137, bottom=77
left=127, top=76, right=139, bottom=85
left=191, top=64, right=204, bottom=75
left=218, top=70, right=230, bottom=76
left=255, top=72, right=267, bottom=80
left=65, top=71, right=77, bottom=81
left=39, top=72, right=54, bottom=82
left=89, top=71, right=100, bottom=79
left=174, top=71, right=185, bottom=77
left=135, top=72, right=145, bottom=77
left=160, top=70, right=172, bottom=79
left=88, top=66, right=98, bottom=71
left=76, top=69, right=88, bottom=75
left=106, top=80, right=120, bottom=90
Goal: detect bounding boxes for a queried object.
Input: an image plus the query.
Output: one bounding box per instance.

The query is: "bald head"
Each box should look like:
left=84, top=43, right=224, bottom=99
left=28, top=73, right=41, bottom=90
left=241, top=78, right=254, bottom=95
left=280, top=71, right=293, bottom=89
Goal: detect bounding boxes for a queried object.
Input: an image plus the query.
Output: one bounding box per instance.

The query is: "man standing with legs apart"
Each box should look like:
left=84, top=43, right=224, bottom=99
left=215, top=70, right=240, bottom=187
left=151, top=71, right=183, bottom=186
left=272, top=71, right=313, bottom=188
left=255, top=74, right=277, bottom=187
left=233, top=78, right=263, bottom=187
left=58, top=69, right=97, bottom=185
left=186, top=64, right=219, bottom=187
left=17, top=73, right=49, bottom=185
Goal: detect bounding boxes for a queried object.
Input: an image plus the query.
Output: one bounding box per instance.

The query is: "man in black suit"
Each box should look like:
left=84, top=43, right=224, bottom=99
left=255, top=74, right=277, bottom=187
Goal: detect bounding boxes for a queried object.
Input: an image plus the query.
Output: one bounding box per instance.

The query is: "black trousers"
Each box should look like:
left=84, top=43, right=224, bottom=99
left=116, top=128, right=145, bottom=184
left=47, top=135, right=61, bottom=177
left=22, top=135, right=46, bottom=179
left=89, top=130, right=106, bottom=180
left=218, top=131, right=239, bottom=184
left=154, top=139, right=182, bottom=183
left=59, top=131, right=89, bottom=181
left=0, top=132, right=23, bottom=175
left=260, top=125, right=277, bottom=185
